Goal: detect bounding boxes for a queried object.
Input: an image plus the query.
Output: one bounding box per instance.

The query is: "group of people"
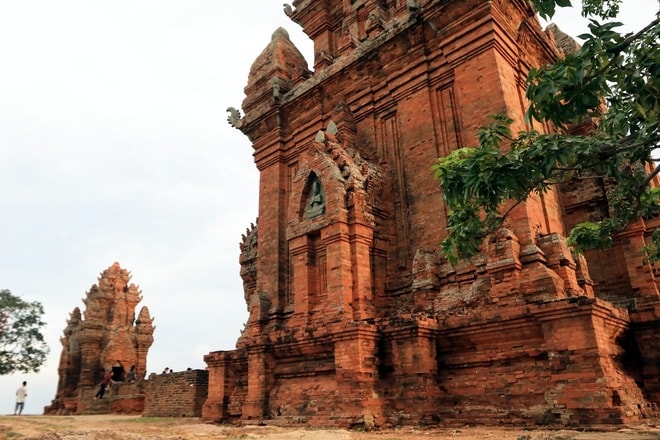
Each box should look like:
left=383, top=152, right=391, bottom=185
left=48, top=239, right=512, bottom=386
left=13, top=362, right=204, bottom=413
left=161, top=367, right=193, bottom=374
left=12, top=362, right=143, bottom=413
left=95, top=361, right=138, bottom=399
left=11, top=361, right=141, bottom=414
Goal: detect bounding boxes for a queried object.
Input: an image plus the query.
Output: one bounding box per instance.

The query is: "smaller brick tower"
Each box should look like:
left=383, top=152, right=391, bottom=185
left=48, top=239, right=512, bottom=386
left=45, top=262, right=154, bottom=414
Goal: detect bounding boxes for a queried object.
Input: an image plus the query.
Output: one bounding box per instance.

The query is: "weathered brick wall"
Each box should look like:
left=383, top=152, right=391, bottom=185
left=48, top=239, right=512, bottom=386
left=49, top=381, right=147, bottom=415
left=202, top=0, right=660, bottom=429
left=631, top=303, right=660, bottom=403
left=143, top=369, right=208, bottom=417
left=433, top=299, right=654, bottom=426
left=203, top=350, right=248, bottom=421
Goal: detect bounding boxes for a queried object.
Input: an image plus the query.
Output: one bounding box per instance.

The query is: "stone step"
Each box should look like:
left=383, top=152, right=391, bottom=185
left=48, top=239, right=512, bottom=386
left=80, top=398, right=112, bottom=414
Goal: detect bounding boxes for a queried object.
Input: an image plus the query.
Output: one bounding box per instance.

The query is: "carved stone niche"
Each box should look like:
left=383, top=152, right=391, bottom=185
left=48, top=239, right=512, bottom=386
left=305, top=173, right=326, bottom=219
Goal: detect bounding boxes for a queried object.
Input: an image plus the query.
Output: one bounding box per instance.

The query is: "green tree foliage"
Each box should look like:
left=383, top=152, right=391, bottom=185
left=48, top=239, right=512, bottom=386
left=0, top=289, right=49, bottom=375
left=433, top=0, right=660, bottom=263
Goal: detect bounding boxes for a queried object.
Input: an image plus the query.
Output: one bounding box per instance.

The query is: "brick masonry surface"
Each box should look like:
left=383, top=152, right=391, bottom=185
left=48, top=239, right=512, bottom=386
left=143, top=370, right=209, bottom=417
left=202, top=0, right=660, bottom=429
left=45, top=262, right=154, bottom=415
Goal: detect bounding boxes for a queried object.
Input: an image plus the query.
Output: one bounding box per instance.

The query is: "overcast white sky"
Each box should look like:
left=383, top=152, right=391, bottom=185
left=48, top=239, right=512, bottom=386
left=0, top=0, right=657, bottom=415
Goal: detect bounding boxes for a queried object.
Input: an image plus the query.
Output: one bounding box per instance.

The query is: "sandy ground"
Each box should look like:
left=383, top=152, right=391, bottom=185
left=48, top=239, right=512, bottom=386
left=1, top=415, right=659, bottom=440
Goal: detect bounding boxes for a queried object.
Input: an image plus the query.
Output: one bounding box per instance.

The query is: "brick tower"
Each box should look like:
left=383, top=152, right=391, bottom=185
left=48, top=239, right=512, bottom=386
left=46, top=262, right=155, bottom=414
left=204, top=0, right=660, bottom=428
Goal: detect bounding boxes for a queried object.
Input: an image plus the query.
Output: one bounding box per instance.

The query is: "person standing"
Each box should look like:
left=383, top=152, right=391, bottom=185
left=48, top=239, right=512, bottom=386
left=15, top=381, right=27, bottom=415
left=94, top=371, right=113, bottom=399
left=126, top=365, right=137, bottom=383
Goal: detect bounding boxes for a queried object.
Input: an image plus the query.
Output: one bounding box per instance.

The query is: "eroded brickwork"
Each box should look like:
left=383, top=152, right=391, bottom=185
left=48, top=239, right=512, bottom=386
left=45, top=262, right=155, bottom=415
left=205, top=0, right=660, bottom=429
left=143, top=370, right=209, bottom=417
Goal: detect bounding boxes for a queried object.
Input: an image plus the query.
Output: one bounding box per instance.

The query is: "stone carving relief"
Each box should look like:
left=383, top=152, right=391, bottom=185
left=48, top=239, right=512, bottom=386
left=313, top=120, right=383, bottom=217
left=226, top=107, right=242, bottom=128
left=239, top=221, right=258, bottom=309
left=366, top=9, right=386, bottom=35
left=412, top=248, right=441, bottom=290
left=406, top=0, right=421, bottom=16
left=305, top=175, right=326, bottom=219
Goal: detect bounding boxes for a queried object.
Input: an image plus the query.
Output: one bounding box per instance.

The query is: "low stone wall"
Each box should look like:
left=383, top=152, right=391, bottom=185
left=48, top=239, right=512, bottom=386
left=143, top=369, right=208, bottom=417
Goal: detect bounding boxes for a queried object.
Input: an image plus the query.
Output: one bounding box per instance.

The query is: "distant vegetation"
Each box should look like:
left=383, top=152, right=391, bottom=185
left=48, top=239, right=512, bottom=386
left=0, top=289, right=49, bottom=374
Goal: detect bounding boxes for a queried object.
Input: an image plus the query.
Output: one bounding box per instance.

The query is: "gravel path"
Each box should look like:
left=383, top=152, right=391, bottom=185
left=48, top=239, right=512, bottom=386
left=1, top=415, right=659, bottom=440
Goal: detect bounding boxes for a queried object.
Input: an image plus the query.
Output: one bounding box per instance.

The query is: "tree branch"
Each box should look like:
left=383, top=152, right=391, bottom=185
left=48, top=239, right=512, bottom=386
left=608, top=17, right=660, bottom=55
left=638, top=162, right=660, bottom=196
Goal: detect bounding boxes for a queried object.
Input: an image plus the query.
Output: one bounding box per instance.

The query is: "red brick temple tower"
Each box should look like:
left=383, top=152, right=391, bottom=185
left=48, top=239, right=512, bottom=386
left=46, top=262, right=155, bottom=414
left=204, top=0, right=660, bottom=428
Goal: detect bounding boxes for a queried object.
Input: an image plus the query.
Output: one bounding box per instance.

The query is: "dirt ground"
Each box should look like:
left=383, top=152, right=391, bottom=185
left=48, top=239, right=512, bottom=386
left=1, top=415, right=659, bottom=440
